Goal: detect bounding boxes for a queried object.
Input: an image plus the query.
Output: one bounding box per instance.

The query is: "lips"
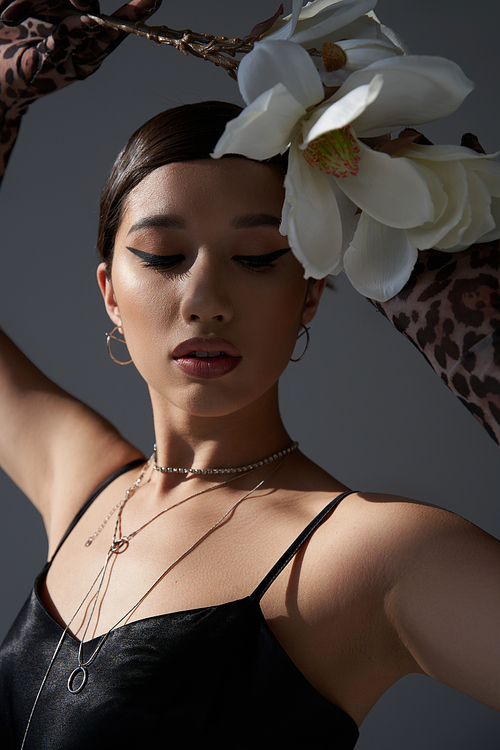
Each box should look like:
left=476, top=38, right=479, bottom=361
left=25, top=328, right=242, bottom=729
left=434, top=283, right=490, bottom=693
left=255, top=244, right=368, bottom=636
left=172, top=337, right=242, bottom=379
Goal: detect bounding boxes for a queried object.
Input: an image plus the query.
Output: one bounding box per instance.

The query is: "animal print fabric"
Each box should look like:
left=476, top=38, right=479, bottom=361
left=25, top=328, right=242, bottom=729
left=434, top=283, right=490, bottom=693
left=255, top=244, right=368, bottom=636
left=372, top=239, right=500, bottom=445
left=0, top=0, right=160, bottom=180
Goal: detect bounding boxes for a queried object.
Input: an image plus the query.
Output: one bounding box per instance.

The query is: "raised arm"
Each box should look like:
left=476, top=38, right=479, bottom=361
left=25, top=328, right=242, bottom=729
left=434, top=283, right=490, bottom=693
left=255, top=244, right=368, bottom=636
left=372, top=238, right=500, bottom=445
left=0, top=0, right=150, bottom=543
left=368, top=131, right=500, bottom=446
left=0, top=328, right=143, bottom=534
left=383, top=500, right=500, bottom=711
left=0, top=0, right=160, bottom=181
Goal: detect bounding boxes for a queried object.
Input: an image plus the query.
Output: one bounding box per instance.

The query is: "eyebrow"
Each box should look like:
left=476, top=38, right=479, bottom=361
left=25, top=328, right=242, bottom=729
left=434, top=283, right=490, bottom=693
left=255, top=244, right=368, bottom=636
left=231, top=214, right=281, bottom=229
left=127, top=214, right=185, bottom=236
left=127, top=212, right=281, bottom=236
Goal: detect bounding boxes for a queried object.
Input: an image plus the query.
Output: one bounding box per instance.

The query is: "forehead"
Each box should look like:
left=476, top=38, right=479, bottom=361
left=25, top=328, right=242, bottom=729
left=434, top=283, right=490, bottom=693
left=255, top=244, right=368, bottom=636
left=121, top=158, right=286, bottom=229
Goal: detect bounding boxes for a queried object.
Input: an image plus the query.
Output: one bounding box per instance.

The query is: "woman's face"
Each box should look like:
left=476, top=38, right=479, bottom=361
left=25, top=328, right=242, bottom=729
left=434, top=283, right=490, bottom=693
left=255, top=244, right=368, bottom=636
left=98, top=158, right=325, bottom=419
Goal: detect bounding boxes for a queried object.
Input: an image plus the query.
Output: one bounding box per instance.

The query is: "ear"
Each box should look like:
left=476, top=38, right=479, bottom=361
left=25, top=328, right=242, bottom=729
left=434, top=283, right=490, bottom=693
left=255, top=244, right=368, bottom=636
left=96, top=263, right=123, bottom=330
left=301, top=277, right=327, bottom=326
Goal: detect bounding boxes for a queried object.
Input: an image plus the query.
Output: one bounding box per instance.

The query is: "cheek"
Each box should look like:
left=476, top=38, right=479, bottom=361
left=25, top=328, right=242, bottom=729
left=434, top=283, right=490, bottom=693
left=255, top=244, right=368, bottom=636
left=110, top=265, right=177, bottom=354
left=244, top=280, right=307, bottom=365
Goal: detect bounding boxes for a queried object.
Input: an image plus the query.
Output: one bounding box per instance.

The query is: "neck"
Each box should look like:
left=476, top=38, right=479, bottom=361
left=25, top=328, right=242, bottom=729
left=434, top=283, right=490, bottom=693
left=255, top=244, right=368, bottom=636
left=149, top=384, right=292, bottom=483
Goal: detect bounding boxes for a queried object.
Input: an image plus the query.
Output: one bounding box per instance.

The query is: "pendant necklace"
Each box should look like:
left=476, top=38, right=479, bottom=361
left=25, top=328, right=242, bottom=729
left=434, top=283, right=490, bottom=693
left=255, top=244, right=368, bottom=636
left=20, top=449, right=294, bottom=749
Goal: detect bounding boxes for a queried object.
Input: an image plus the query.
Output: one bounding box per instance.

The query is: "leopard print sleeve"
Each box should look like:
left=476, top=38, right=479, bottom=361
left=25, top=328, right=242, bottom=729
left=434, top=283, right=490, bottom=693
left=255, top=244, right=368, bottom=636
left=0, top=0, right=160, bottom=182
left=372, top=239, right=500, bottom=445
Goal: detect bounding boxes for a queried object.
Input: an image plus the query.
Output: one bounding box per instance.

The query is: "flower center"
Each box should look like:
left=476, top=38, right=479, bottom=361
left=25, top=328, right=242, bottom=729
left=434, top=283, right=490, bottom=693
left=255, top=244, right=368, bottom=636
left=303, top=125, right=360, bottom=178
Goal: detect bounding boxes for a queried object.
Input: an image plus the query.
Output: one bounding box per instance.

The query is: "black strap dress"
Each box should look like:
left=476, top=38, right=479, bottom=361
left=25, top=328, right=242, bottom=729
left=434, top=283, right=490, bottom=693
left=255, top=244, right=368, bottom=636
left=0, top=460, right=359, bottom=748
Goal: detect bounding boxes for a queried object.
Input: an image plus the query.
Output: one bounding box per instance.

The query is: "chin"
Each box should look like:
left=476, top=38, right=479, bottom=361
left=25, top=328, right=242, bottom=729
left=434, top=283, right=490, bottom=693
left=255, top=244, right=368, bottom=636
left=149, top=378, right=278, bottom=421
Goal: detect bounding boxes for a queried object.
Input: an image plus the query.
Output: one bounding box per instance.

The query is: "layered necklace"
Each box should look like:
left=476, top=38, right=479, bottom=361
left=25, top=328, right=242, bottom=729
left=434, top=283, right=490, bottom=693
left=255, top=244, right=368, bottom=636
left=21, top=442, right=298, bottom=749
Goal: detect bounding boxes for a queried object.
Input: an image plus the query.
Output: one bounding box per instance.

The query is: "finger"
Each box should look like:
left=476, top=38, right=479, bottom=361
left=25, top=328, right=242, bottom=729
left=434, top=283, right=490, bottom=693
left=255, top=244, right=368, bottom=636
left=0, top=0, right=34, bottom=25
left=0, top=0, right=98, bottom=25
left=110, top=0, right=161, bottom=24
left=68, top=0, right=99, bottom=11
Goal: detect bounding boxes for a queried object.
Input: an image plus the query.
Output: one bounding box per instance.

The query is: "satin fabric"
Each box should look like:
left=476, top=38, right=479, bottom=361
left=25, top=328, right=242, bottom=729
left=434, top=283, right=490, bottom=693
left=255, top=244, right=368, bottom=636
left=0, top=464, right=359, bottom=749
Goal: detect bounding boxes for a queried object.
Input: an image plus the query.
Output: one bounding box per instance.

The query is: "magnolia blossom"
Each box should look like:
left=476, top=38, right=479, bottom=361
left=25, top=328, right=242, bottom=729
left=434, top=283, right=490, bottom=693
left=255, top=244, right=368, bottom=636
left=261, top=0, right=408, bottom=84
left=396, top=143, right=500, bottom=251
left=342, top=143, right=500, bottom=299
left=212, top=40, right=476, bottom=300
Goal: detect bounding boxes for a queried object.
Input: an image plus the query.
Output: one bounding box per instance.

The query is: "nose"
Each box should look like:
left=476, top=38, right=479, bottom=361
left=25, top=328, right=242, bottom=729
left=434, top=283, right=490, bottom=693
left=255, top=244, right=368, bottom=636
left=180, top=251, right=234, bottom=324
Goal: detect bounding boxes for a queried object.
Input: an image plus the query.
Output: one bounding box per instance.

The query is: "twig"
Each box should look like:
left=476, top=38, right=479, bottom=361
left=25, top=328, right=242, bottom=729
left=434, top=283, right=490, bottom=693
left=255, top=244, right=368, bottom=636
left=87, top=14, right=257, bottom=79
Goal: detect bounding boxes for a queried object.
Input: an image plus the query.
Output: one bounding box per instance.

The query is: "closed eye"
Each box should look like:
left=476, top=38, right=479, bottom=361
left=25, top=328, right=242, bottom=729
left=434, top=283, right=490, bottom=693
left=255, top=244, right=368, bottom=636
left=126, top=246, right=185, bottom=269
left=233, top=247, right=291, bottom=270
left=125, top=246, right=291, bottom=271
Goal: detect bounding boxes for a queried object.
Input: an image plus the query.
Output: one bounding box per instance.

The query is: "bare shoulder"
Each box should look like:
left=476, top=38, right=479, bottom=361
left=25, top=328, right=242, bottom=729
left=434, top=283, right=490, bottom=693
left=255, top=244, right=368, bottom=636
left=330, top=489, right=499, bottom=573
left=342, top=492, right=500, bottom=709
left=302, top=486, right=500, bottom=615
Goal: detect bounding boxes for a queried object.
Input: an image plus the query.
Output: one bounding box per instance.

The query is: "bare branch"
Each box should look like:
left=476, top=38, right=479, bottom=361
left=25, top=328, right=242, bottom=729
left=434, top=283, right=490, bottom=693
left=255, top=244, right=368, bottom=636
left=87, top=14, right=257, bottom=79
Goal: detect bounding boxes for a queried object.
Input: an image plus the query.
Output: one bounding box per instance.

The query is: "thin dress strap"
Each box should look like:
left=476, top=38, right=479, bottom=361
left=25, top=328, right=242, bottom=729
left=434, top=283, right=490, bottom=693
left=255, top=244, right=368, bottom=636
left=251, top=490, right=355, bottom=602
left=49, top=457, right=145, bottom=563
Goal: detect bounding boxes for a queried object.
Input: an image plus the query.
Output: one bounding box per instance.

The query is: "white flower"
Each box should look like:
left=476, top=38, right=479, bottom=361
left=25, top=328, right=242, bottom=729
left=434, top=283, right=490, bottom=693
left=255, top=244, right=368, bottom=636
left=395, top=143, right=500, bottom=251
left=212, top=40, right=475, bottom=300
left=261, top=0, right=408, bottom=84
left=342, top=143, right=500, bottom=299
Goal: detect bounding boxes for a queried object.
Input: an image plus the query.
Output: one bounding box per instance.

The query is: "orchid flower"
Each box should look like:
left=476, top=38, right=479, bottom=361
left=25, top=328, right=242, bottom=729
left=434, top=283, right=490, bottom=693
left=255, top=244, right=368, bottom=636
left=212, top=40, right=477, bottom=300
left=261, top=0, right=408, bottom=84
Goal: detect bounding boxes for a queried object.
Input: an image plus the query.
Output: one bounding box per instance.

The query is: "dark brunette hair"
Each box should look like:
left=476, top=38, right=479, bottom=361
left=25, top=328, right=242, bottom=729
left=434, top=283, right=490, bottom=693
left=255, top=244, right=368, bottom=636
left=97, top=101, right=288, bottom=271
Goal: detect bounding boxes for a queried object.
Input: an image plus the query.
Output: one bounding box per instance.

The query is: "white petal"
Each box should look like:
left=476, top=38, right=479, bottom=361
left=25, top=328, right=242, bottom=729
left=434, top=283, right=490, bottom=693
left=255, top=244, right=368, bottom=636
left=476, top=196, right=500, bottom=243
left=372, top=15, right=410, bottom=54
left=338, top=140, right=435, bottom=228
left=260, top=0, right=304, bottom=41
left=212, top=84, right=305, bottom=161
left=318, top=69, right=351, bottom=87
left=335, top=56, right=474, bottom=136
left=343, top=213, right=419, bottom=301
left=332, top=13, right=397, bottom=43
left=295, top=0, right=370, bottom=21
left=327, top=177, right=360, bottom=255
left=406, top=159, right=469, bottom=249
left=301, top=76, right=383, bottom=145
left=289, top=0, right=376, bottom=45
left=443, top=171, right=494, bottom=250
left=238, top=40, right=324, bottom=109
left=434, top=202, right=472, bottom=250
left=263, top=0, right=375, bottom=44
left=473, top=162, right=500, bottom=197
left=396, top=143, right=500, bottom=163
left=285, top=142, right=344, bottom=278
left=280, top=196, right=292, bottom=237
left=336, top=38, right=403, bottom=70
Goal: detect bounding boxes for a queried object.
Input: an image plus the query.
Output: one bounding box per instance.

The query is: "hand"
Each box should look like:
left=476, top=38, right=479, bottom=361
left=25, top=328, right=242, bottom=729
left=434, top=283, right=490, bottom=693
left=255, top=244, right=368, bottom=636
left=0, top=0, right=160, bottom=175
left=0, top=0, right=160, bottom=105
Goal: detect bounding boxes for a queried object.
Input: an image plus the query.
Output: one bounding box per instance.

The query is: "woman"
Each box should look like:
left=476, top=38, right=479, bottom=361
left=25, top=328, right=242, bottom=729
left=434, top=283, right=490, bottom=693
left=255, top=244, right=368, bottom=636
left=0, top=1, right=499, bottom=748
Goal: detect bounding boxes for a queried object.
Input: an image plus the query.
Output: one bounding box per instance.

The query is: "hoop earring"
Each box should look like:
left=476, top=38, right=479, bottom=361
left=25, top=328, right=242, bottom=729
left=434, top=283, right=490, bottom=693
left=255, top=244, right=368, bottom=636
left=106, top=326, right=133, bottom=365
left=290, top=325, right=310, bottom=362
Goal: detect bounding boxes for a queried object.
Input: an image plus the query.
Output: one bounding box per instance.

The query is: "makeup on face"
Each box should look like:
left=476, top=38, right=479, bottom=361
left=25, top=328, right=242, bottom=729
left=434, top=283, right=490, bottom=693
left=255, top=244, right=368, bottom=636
left=105, top=159, right=318, bottom=418
left=125, top=245, right=291, bottom=272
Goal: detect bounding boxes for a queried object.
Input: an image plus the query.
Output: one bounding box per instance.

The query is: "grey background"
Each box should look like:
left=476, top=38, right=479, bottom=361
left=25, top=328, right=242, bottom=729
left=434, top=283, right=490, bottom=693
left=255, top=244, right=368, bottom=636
left=0, top=0, right=499, bottom=746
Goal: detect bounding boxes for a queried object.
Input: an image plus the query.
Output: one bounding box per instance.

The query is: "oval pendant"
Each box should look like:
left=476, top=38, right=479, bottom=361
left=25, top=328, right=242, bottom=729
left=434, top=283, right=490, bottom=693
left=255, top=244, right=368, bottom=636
left=67, top=666, right=88, bottom=694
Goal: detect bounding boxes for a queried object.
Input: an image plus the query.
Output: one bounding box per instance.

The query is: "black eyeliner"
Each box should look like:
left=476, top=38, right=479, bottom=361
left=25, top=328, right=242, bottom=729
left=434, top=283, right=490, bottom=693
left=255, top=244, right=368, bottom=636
left=126, top=246, right=183, bottom=266
left=126, top=246, right=291, bottom=267
left=234, top=248, right=291, bottom=263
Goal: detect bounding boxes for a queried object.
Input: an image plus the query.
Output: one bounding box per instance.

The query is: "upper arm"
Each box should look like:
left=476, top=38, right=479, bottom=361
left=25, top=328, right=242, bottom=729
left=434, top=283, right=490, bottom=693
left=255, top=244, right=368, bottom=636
left=385, top=506, right=500, bottom=711
left=0, top=328, right=144, bottom=537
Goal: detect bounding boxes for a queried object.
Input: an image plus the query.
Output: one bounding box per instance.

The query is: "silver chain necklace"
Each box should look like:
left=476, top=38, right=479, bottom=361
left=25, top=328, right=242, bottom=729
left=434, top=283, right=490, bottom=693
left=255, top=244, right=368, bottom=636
left=20, top=455, right=289, bottom=749
left=152, top=441, right=298, bottom=475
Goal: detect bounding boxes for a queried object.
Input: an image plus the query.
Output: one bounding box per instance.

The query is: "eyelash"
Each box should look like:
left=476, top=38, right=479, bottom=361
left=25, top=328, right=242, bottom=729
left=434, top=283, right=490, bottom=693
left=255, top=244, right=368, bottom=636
left=137, top=249, right=290, bottom=274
